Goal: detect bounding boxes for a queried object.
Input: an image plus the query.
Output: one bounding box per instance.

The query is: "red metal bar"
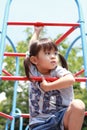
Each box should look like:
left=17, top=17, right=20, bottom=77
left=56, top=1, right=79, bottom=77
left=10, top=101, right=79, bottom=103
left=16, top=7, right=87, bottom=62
left=0, top=112, right=13, bottom=120
left=0, top=76, right=28, bottom=81
left=55, top=26, right=76, bottom=45
left=74, top=69, right=84, bottom=77
left=3, top=53, right=85, bottom=78
left=0, top=76, right=56, bottom=81
left=0, top=111, right=86, bottom=120
left=21, top=114, right=30, bottom=118
left=0, top=75, right=87, bottom=82
left=7, top=22, right=80, bottom=27
left=4, top=52, right=25, bottom=57
left=2, top=69, right=12, bottom=76
left=85, top=111, right=87, bottom=116
left=2, top=59, right=85, bottom=78
left=75, top=77, right=87, bottom=82
left=0, top=112, right=29, bottom=119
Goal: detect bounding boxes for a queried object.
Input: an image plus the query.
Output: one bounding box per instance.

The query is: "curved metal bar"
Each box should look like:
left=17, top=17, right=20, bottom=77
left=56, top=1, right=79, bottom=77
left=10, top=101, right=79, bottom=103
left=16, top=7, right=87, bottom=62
left=65, top=33, right=87, bottom=60
left=75, top=0, right=87, bottom=77
left=0, top=0, right=12, bottom=75
left=15, top=108, right=23, bottom=130
left=0, top=31, right=21, bottom=129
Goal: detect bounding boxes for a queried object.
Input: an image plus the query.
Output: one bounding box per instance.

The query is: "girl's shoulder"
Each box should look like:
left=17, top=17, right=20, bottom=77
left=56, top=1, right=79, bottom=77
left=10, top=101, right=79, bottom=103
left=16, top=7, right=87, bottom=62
left=51, top=66, right=71, bottom=78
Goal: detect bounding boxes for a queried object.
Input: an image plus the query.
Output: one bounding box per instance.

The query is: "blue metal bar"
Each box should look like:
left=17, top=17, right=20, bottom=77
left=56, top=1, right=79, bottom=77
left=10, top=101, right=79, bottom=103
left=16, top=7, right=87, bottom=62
left=1, top=33, right=20, bottom=130
left=0, top=0, right=12, bottom=75
left=75, top=0, right=87, bottom=77
left=0, top=32, right=21, bottom=129
left=0, top=0, right=22, bottom=128
left=5, top=119, right=11, bottom=130
left=65, top=33, right=87, bottom=60
left=6, top=38, right=19, bottom=130
left=0, top=31, right=20, bottom=129
left=25, top=125, right=29, bottom=130
left=15, top=108, right=23, bottom=130
left=0, top=0, right=23, bottom=126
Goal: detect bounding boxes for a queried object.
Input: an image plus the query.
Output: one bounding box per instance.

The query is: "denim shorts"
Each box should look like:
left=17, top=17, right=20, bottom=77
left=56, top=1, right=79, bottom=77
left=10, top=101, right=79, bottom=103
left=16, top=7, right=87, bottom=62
left=29, top=108, right=66, bottom=130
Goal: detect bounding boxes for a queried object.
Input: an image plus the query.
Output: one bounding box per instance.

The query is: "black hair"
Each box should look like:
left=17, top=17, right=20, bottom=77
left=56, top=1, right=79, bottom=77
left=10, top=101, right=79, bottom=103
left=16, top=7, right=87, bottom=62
left=24, top=38, right=58, bottom=78
left=24, top=38, right=68, bottom=78
left=58, top=53, right=68, bottom=70
left=29, top=38, right=58, bottom=57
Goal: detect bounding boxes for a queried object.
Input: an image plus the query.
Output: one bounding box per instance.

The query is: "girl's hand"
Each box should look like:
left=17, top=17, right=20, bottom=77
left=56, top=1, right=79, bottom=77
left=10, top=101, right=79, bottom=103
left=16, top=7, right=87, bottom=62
left=29, top=26, right=43, bottom=48
left=40, top=76, right=48, bottom=91
left=34, top=26, right=43, bottom=35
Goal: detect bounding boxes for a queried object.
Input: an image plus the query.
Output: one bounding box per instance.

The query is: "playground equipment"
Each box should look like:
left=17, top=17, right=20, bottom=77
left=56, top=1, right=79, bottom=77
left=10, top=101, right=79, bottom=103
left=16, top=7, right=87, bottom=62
left=0, top=0, right=87, bottom=129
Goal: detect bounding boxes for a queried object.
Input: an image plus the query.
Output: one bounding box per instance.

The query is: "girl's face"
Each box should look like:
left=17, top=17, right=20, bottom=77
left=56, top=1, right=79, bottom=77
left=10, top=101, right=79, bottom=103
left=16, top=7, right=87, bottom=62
left=35, top=49, right=58, bottom=75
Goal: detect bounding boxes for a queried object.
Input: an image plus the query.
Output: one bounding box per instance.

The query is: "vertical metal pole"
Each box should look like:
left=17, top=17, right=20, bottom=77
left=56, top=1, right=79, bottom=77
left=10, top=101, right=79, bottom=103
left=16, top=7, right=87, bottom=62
left=75, top=0, right=87, bottom=78
left=0, top=0, right=12, bottom=75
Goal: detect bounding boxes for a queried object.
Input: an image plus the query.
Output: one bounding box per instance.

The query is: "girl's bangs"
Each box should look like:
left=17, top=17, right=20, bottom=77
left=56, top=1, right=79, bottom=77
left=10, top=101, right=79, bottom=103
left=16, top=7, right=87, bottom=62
left=39, top=42, right=58, bottom=52
left=30, top=39, right=58, bottom=56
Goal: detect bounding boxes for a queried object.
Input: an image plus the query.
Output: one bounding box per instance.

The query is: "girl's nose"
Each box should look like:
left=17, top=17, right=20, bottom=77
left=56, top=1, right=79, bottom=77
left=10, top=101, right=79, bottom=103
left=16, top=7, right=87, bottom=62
left=51, top=54, right=55, bottom=58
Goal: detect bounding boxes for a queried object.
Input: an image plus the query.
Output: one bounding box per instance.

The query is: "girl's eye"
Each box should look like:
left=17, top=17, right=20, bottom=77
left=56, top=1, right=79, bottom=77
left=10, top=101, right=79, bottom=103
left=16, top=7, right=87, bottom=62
left=55, top=52, right=58, bottom=55
left=45, top=52, right=50, bottom=55
left=45, top=51, right=58, bottom=55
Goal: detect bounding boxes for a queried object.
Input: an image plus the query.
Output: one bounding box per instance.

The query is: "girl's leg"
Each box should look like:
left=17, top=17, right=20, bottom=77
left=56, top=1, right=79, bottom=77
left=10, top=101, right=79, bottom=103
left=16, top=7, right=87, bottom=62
left=63, top=99, right=85, bottom=130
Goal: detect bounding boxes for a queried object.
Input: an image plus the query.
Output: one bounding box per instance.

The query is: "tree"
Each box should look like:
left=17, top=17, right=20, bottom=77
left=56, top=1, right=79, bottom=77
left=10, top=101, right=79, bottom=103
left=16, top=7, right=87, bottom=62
left=0, top=27, right=87, bottom=129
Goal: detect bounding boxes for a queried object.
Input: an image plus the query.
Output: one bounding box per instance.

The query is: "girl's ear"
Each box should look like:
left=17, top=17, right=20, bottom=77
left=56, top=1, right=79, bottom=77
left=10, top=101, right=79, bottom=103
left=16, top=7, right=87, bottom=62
left=30, top=56, right=38, bottom=65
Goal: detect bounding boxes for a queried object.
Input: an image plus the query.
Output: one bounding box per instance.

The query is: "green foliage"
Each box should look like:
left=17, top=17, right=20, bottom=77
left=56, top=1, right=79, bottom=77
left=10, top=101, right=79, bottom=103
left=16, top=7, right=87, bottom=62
left=0, top=28, right=32, bottom=129
left=0, top=28, right=87, bottom=129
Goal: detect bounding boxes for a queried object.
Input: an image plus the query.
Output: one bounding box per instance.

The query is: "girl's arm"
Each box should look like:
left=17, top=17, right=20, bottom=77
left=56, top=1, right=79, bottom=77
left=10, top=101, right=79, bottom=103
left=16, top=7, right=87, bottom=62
left=40, top=74, right=75, bottom=92
left=29, top=26, right=43, bottom=48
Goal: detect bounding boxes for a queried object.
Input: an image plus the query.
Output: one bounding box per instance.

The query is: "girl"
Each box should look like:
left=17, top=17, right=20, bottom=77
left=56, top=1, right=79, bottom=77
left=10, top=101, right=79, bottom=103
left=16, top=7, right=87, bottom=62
left=24, top=27, right=85, bottom=130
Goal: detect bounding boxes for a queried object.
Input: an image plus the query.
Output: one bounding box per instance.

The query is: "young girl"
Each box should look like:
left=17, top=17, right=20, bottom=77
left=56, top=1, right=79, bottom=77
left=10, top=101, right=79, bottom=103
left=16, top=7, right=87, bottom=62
left=24, top=27, right=85, bottom=130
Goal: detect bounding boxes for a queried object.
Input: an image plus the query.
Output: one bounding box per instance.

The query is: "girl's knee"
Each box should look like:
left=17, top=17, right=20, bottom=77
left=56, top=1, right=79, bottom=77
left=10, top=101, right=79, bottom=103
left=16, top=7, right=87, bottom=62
left=64, top=99, right=85, bottom=129
left=71, top=99, right=85, bottom=114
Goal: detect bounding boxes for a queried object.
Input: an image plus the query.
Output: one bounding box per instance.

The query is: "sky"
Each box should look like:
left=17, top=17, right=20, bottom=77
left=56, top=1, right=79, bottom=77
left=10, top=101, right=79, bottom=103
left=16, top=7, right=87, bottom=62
left=0, top=0, right=87, bottom=44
